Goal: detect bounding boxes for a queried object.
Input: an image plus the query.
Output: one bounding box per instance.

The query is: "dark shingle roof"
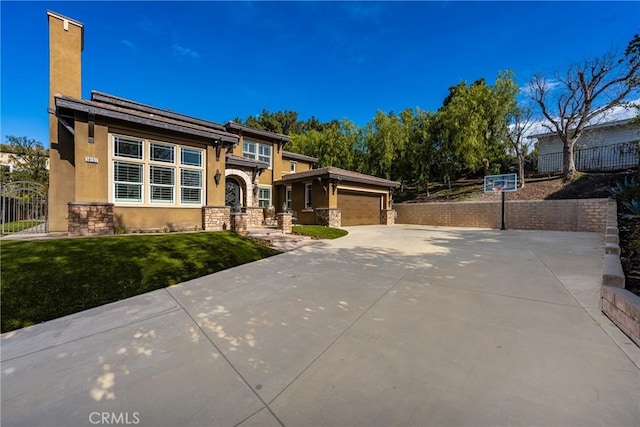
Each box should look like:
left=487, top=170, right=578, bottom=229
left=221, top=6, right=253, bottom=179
left=226, top=154, right=270, bottom=170
left=55, top=95, right=238, bottom=143
left=282, top=151, right=318, bottom=163
left=276, top=167, right=400, bottom=188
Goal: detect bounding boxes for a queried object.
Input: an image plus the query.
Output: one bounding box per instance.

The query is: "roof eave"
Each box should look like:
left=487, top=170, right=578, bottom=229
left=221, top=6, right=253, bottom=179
left=55, top=97, right=239, bottom=144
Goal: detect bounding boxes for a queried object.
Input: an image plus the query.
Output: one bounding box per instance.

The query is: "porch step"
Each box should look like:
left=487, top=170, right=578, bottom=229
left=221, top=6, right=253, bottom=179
left=245, top=229, right=317, bottom=252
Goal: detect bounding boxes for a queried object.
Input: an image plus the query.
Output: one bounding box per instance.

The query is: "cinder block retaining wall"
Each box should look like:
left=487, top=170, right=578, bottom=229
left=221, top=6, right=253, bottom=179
left=395, top=198, right=608, bottom=233
left=600, top=199, right=640, bottom=347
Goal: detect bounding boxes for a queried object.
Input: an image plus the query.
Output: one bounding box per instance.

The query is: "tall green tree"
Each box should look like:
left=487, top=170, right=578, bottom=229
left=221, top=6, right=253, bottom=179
left=364, top=110, right=406, bottom=180
left=433, top=71, right=517, bottom=179
left=3, top=136, right=49, bottom=185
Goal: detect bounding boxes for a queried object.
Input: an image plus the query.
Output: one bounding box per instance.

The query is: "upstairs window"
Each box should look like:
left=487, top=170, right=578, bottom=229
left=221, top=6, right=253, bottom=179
left=290, top=161, right=297, bottom=173
left=242, top=140, right=272, bottom=168
left=114, top=136, right=143, bottom=159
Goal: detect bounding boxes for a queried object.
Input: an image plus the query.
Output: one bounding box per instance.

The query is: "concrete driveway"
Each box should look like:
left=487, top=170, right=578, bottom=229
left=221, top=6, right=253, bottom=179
left=2, top=225, right=639, bottom=427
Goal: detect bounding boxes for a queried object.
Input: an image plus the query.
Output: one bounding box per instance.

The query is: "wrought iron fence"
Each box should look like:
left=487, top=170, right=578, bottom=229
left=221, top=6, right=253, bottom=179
left=1, top=181, right=48, bottom=235
left=537, top=142, right=639, bottom=174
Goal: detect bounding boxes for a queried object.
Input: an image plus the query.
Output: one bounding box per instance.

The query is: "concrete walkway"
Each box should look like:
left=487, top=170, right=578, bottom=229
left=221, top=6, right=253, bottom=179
left=2, top=225, right=638, bottom=427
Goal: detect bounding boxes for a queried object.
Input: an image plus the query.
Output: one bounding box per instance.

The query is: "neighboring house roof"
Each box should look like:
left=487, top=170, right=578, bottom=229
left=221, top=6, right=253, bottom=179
left=225, top=154, right=270, bottom=170
left=282, top=150, right=318, bottom=163
left=225, top=121, right=290, bottom=144
left=276, top=167, right=400, bottom=188
left=527, top=101, right=639, bottom=140
left=54, top=95, right=239, bottom=144
left=530, top=117, right=638, bottom=140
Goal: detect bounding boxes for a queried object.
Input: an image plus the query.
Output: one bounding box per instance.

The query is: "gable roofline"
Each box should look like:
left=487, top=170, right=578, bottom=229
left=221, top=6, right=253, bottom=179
left=55, top=95, right=239, bottom=144
left=91, top=91, right=228, bottom=132
left=282, top=150, right=318, bottom=163
left=275, top=167, right=400, bottom=188
left=224, top=121, right=291, bottom=144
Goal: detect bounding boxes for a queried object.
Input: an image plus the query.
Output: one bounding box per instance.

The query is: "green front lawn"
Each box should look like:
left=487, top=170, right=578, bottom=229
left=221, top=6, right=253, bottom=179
left=292, top=225, right=348, bottom=239
left=2, top=220, right=44, bottom=233
left=0, top=232, right=279, bottom=332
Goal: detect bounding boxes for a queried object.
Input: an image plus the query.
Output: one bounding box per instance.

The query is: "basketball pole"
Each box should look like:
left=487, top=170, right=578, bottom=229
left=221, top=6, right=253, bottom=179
left=501, top=191, right=506, bottom=230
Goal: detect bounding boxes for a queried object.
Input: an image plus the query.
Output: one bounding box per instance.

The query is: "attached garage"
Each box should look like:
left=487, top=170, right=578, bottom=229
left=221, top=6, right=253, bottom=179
left=338, top=190, right=382, bottom=225
left=274, top=166, right=400, bottom=227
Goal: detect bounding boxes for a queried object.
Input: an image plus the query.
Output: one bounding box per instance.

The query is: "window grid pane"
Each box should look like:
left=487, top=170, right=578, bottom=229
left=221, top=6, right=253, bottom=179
left=114, top=137, right=143, bottom=159
left=258, top=188, right=271, bottom=208
left=181, top=169, right=202, bottom=204
left=243, top=141, right=256, bottom=159
left=150, top=166, right=174, bottom=203
left=181, top=148, right=202, bottom=167
left=150, top=143, right=175, bottom=163
left=114, top=162, right=143, bottom=202
left=258, top=145, right=271, bottom=164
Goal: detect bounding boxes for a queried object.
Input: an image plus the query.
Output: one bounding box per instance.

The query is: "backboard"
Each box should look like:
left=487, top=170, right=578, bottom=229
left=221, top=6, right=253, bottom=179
left=483, top=173, right=518, bottom=194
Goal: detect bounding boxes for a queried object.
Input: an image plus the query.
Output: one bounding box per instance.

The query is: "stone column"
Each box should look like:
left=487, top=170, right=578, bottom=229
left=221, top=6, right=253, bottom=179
left=68, top=202, right=114, bottom=236
left=381, top=209, right=396, bottom=225
left=202, top=206, right=231, bottom=231
left=231, top=212, right=248, bottom=234
left=315, top=208, right=341, bottom=228
left=245, top=206, right=264, bottom=229
left=277, top=212, right=292, bottom=234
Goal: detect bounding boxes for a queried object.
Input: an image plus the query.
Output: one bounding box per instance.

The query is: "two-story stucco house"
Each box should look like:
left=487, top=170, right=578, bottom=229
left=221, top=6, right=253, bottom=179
left=47, top=11, right=399, bottom=236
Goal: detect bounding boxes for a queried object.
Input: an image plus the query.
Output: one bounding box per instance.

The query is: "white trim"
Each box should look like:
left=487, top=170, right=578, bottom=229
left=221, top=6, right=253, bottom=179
left=258, top=184, right=272, bottom=208
left=336, top=184, right=388, bottom=195
left=225, top=168, right=253, bottom=207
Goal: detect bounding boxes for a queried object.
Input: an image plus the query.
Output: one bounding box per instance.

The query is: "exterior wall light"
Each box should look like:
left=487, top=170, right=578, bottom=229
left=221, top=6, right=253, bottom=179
left=214, top=169, right=222, bottom=186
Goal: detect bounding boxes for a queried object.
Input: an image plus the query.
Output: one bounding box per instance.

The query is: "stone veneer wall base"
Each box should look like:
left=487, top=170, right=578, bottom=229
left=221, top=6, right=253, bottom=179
left=202, top=206, right=231, bottom=231
left=68, top=202, right=114, bottom=236
left=315, top=208, right=341, bottom=228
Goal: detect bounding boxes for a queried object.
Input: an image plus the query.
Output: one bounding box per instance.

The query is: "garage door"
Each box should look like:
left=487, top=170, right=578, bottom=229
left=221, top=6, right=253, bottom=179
left=337, top=190, right=381, bottom=226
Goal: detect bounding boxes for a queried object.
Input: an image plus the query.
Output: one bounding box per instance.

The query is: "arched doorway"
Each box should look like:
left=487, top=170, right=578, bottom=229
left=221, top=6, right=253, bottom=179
left=225, top=177, right=242, bottom=212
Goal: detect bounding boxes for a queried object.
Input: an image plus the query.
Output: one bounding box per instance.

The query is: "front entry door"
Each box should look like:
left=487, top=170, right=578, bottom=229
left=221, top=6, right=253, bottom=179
left=225, top=178, right=241, bottom=212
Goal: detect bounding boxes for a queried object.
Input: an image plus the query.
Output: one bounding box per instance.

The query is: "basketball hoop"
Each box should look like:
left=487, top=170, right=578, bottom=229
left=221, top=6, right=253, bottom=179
left=492, top=186, right=504, bottom=194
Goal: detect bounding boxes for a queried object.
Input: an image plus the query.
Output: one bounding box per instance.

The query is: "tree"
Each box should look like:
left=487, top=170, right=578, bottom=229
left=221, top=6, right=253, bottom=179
left=406, top=109, right=437, bottom=194
left=364, top=110, right=406, bottom=180
left=3, top=136, right=49, bottom=185
left=245, top=109, right=303, bottom=135
left=506, top=107, right=536, bottom=188
left=529, top=33, right=640, bottom=181
left=434, top=71, right=518, bottom=180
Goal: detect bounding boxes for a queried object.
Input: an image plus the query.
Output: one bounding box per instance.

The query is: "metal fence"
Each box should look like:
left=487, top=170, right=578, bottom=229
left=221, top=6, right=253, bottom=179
left=1, top=181, right=48, bottom=235
left=538, top=142, right=639, bottom=173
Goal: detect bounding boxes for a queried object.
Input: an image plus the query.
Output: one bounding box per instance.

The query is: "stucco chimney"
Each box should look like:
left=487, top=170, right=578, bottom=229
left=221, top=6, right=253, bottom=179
left=47, top=11, right=83, bottom=232
left=48, top=10, right=83, bottom=107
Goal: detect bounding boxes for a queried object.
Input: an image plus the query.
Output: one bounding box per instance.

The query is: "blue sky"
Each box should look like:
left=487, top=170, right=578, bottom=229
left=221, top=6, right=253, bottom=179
left=1, top=1, right=639, bottom=147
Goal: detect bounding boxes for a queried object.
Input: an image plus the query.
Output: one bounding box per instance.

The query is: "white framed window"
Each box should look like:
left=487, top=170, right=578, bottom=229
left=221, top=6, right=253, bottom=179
left=150, top=165, right=175, bottom=203
left=181, top=148, right=202, bottom=167
left=243, top=141, right=256, bottom=159
left=285, top=186, right=292, bottom=209
left=181, top=169, right=202, bottom=204
left=258, top=187, right=271, bottom=208
left=258, top=144, right=272, bottom=166
left=150, top=142, right=174, bottom=163
left=290, top=161, right=297, bottom=172
left=242, top=140, right=272, bottom=168
left=304, top=183, right=312, bottom=209
left=114, top=161, right=143, bottom=203
left=110, top=134, right=204, bottom=206
left=114, top=136, right=143, bottom=159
